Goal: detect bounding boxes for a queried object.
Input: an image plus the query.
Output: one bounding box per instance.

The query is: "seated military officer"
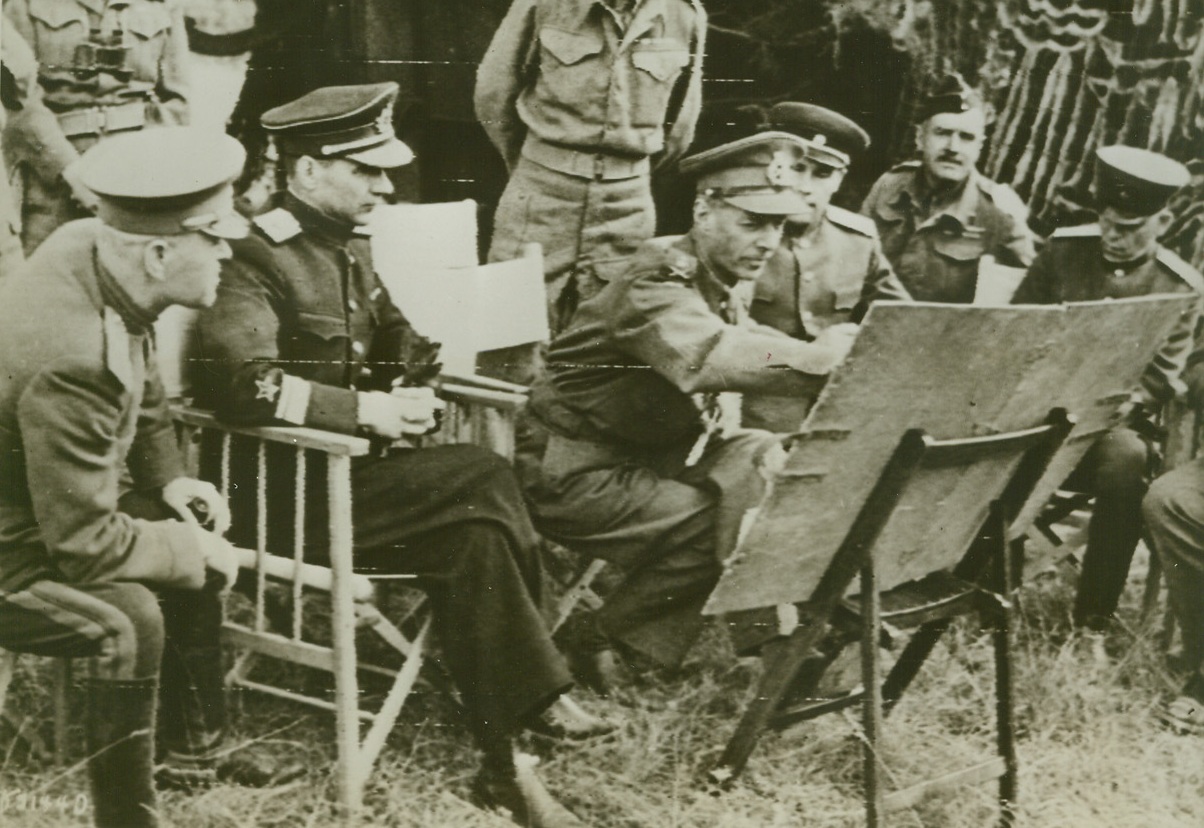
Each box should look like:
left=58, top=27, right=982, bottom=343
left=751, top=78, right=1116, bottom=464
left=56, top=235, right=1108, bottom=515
left=861, top=74, right=1036, bottom=303
left=191, top=82, right=604, bottom=828
left=525, top=133, right=858, bottom=690
left=0, top=128, right=302, bottom=828
left=1012, top=146, right=1204, bottom=630
left=745, top=102, right=911, bottom=431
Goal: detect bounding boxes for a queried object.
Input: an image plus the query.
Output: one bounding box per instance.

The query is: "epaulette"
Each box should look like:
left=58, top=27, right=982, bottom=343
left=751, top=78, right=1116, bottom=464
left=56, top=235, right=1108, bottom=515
left=630, top=235, right=696, bottom=282
left=979, top=180, right=1030, bottom=223
left=660, top=249, right=698, bottom=282
left=826, top=205, right=877, bottom=238
left=1156, top=247, right=1204, bottom=294
left=253, top=208, right=303, bottom=244
left=1051, top=223, right=1100, bottom=239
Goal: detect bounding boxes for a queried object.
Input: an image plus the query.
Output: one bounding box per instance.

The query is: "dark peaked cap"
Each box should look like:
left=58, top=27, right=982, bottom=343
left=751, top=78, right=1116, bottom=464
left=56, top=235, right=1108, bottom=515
left=262, top=82, right=414, bottom=169
left=766, top=102, right=870, bottom=169
left=918, top=73, right=985, bottom=122
left=1095, top=145, right=1190, bottom=219
left=77, top=126, right=248, bottom=239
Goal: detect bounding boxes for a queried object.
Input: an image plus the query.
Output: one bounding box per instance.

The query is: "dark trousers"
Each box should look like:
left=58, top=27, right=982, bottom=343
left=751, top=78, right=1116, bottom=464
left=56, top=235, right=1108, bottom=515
left=1067, top=427, right=1150, bottom=624
left=1143, top=456, right=1204, bottom=682
left=348, top=444, right=572, bottom=746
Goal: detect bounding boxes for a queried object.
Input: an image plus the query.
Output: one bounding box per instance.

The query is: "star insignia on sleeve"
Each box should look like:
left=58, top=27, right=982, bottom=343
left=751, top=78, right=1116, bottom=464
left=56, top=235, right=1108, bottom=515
left=255, top=376, right=281, bottom=403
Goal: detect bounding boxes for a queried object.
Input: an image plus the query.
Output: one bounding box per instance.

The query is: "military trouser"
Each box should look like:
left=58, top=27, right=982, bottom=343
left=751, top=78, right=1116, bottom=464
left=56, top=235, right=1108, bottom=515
left=487, top=155, right=655, bottom=338
left=528, top=429, right=779, bottom=669
left=1065, top=427, right=1151, bottom=626
left=1143, top=455, right=1204, bottom=684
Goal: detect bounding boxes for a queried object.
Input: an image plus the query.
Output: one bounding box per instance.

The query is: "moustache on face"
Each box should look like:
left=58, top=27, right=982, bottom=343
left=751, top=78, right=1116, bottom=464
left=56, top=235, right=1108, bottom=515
left=937, top=152, right=964, bottom=163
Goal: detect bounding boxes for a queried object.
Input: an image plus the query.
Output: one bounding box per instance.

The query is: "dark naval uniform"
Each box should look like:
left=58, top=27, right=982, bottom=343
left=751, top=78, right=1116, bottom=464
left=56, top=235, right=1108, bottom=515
left=4, top=0, right=190, bottom=253
left=528, top=232, right=843, bottom=667
left=746, top=205, right=911, bottom=431
left=861, top=161, right=1035, bottom=303
left=1013, top=224, right=1204, bottom=625
left=192, top=193, right=573, bottom=746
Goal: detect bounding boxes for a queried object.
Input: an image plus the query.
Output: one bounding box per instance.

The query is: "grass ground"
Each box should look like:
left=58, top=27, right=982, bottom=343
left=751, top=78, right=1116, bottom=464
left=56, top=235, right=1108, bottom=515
left=2, top=546, right=1202, bottom=827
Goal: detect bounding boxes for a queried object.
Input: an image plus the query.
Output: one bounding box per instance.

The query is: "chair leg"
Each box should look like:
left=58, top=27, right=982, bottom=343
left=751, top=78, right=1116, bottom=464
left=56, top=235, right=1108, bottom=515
left=710, top=610, right=831, bottom=786
left=862, top=559, right=885, bottom=828
left=880, top=618, right=954, bottom=717
left=992, top=508, right=1018, bottom=828
left=53, top=659, right=72, bottom=766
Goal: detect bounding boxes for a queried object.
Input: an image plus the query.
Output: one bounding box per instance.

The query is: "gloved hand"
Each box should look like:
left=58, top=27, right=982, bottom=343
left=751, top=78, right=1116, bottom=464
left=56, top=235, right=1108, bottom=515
left=357, top=388, right=446, bottom=439
left=194, top=529, right=240, bottom=591
left=162, top=477, right=232, bottom=535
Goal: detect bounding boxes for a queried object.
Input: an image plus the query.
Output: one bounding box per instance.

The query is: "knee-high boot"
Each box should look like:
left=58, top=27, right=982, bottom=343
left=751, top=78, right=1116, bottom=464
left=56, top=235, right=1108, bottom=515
left=86, top=676, right=159, bottom=828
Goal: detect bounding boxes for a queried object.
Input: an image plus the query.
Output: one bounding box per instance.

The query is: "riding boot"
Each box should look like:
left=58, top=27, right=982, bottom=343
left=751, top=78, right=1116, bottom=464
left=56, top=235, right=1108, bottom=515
left=86, top=676, right=160, bottom=828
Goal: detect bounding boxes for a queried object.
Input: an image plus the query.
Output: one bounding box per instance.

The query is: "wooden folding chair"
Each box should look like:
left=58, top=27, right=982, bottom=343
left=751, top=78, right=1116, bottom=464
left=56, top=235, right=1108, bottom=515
left=710, top=409, right=1074, bottom=827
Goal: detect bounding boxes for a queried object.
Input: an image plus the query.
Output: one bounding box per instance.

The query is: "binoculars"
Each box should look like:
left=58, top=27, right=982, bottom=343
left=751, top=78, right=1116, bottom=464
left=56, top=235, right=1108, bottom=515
left=72, top=29, right=133, bottom=82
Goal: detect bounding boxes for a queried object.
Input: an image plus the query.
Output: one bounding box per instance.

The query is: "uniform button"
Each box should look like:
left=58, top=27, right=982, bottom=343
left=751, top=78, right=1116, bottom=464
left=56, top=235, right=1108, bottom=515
left=348, top=299, right=359, bottom=312
left=352, top=341, right=365, bottom=356
left=802, top=270, right=815, bottom=282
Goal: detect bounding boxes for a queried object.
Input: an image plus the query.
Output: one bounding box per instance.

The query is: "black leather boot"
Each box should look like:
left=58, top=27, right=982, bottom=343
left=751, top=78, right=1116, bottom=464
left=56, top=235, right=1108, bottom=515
left=87, top=677, right=160, bottom=828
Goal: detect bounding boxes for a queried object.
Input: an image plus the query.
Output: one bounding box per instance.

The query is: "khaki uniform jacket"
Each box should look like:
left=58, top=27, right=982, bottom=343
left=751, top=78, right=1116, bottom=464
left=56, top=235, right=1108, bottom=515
left=529, top=232, right=840, bottom=448
left=193, top=194, right=440, bottom=434
left=1012, top=224, right=1204, bottom=405
left=474, top=0, right=706, bottom=171
left=0, top=219, right=206, bottom=593
left=751, top=206, right=911, bottom=337
left=861, top=161, right=1036, bottom=304
left=3, top=0, right=190, bottom=183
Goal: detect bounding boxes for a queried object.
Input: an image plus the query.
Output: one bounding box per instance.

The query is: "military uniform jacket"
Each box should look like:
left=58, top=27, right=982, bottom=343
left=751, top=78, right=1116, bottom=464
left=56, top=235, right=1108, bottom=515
left=3, top=0, right=190, bottom=182
left=752, top=205, right=912, bottom=337
left=1012, top=224, right=1204, bottom=404
left=193, top=193, right=439, bottom=434
left=474, top=0, right=706, bottom=170
left=0, top=219, right=206, bottom=593
left=861, top=161, right=1036, bottom=304
left=529, top=232, right=840, bottom=448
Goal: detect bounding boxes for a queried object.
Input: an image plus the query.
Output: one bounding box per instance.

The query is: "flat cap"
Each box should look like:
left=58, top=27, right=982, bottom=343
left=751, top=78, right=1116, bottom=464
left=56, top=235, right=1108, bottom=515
left=262, top=82, right=413, bottom=169
left=1095, top=145, right=1189, bottom=219
left=918, top=73, right=984, bottom=122
left=77, top=126, right=248, bottom=239
left=680, top=133, right=810, bottom=216
left=765, top=102, right=869, bottom=169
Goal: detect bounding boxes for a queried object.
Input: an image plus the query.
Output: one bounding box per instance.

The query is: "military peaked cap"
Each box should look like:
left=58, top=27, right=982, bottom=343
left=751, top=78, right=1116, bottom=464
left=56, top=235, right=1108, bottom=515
left=766, top=102, right=869, bottom=169
left=1094, top=145, right=1189, bottom=219
left=680, top=133, right=810, bottom=216
left=262, top=82, right=413, bottom=169
left=77, top=127, right=248, bottom=239
left=918, top=73, right=985, bottom=122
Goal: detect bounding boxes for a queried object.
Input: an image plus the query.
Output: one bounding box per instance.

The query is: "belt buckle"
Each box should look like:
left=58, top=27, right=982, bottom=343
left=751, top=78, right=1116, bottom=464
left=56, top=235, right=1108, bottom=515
left=593, top=154, right=605, bottom=181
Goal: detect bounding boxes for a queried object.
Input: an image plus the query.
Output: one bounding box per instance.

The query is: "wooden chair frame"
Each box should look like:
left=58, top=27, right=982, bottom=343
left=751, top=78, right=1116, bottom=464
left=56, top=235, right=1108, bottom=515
left=711, top=410, right=1074, bottom=827
left=171, top=372, right=527, bottom=812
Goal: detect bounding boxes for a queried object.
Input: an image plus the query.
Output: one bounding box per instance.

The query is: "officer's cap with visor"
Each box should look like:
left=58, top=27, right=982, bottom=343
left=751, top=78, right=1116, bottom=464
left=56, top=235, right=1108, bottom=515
left=262, top=82, right=413, bottom=169
left=1094, top=145, right=1189, bottom=224
left=679, top=133, right=811, bottom=216
left=77, top=126, right=248, bottom=239
left=763, top=102, right=870, bottom=171
left=917, top=73, right=985, bottom=123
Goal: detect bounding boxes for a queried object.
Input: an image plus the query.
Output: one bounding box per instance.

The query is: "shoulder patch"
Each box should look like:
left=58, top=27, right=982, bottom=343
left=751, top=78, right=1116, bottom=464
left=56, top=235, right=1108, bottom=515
left=826, top=205, right=877, bottom=237
left=1051, top=224, right=1100, bottom=239
left=253, top=208, right=302, bottom=244
left=1156, top=247, right=1204, bottom=294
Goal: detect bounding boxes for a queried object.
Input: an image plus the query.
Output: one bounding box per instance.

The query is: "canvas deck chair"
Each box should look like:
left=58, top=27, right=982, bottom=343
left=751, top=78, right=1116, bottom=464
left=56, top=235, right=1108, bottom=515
left=710, top=410, right=1073, bottom=827
left=162, top=200, right=542, bottom=812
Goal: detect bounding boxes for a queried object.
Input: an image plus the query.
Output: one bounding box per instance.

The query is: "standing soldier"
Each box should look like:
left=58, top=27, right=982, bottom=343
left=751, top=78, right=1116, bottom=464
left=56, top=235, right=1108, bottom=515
left=2, top=0, right=190, bottom=254
left=0, top=128, right=299, bottom=828
left=861, top=73, right=1035, bottom=304
left=1013, top=145, right=1204, bottom=630
left=525, top=133, right=857, bottom=690
left=745, top=102, right=911, bottom=432
left=475, top=0, right=707, bottom=338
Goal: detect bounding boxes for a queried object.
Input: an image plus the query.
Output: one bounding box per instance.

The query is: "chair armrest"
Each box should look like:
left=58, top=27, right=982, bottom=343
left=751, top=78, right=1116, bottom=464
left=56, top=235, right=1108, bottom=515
left=437, top=372, right=529, bottom=411
left=170, top=405, right=372, bottom=457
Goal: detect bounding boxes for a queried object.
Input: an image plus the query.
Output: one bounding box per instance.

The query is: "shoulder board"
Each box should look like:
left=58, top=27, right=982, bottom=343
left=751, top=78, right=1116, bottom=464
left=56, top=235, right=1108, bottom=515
left=888, top=160, right=921, bottom=172
left=1156, top=247, right=1204, bottom=294
left=253, top=208, right=302, bottom=244
left=825, top=205, right=877, bottom=237
left=634, top=236, right=696, bottom=282
left=1051, top=224, right=1100, bottom=239
left=978, top=179, right=1029, bottom=219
